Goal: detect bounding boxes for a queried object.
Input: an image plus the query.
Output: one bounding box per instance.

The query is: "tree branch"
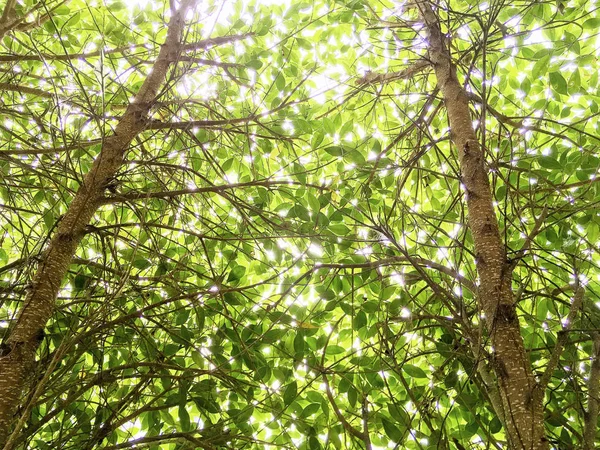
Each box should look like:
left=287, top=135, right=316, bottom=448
left=0, top=33, right=251, bottom=62
left=355, top=60, right=429, bottom=86
left=0, top=139, right=102, bottom=156
left=507, top=206, right=548, bottom=273
left=583, top=332, right=600, bottom=450
left=181, top=33, right=254, bottom=52
left=0, top=0, right=17, bottom=39
left=535, top=286, right=584, bottom=393
left=322, top=373, right=366, bottom=441
left=98, top=180, right=328, bottom=204
left=100, top=432, right=214, bottom=450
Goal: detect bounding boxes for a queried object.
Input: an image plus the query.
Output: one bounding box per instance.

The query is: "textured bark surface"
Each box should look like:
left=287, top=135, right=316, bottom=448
left=583, top=333, right=600, bottom=450
left=0, top=0, right=17, bottom=39
left=0, top=1, right=196, bottom=445
left=415, top=1, right=548, bottom=448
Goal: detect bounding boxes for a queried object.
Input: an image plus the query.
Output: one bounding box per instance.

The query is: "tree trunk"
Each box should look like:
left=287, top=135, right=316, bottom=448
left=583, top=333, right=600, bottom=450
left=0, top=1, right=196, bottom=445
left=415, top=1, right=548, bottom=448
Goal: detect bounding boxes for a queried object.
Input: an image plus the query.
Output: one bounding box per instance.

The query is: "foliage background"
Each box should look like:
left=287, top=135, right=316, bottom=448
left=0, top=0, right=599, bottom=448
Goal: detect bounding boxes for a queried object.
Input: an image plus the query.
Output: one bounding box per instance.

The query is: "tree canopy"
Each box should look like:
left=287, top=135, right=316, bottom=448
left=0, top=0, right=599, bottom=449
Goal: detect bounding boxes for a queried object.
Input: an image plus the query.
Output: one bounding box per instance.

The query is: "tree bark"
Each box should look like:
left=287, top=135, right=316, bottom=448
left=415, top=1, right=548, bottom=448
left=0, top=1, right=197, bottom=445
left=583, top=333, right=600, bottom=450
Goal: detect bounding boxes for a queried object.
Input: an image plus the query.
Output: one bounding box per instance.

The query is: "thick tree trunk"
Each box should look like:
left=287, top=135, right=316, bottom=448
left=0, top=1, right=196, bottom=445
left=415, top=1, right=548, bottom=448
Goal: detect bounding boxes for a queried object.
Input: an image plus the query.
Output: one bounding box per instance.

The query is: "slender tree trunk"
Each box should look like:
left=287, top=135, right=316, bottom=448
left=583, top=333, right=600, bottom=450
left=0, top=1, right=196, bottom=445
left=415, top=1, right=547, bottom=448
left=0, top=0, right=17, bottom=39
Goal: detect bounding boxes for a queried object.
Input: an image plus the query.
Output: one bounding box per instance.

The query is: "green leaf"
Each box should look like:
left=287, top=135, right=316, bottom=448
left=490, top=416, right=502, bottom=433
left=582, top=18, right=600, bottom=29
left=362, top=301, right=379, bottom=313
left=301, top=403, right=320, bottom=418
left=178, top=405, right=191, bottom=432
left=325, top=345, right=345, bottom=355
left=353, top=310, right=367, bottom=329
left=227, top=265, right=246, bottom=282
left=307, top=193, right=321, bottom=213
left=42, top=209, right=55, bottom=231
left=110, top=1, right=126, bottom=11
left=73, top=273, right=89, bottom=292
left=275, top=73, right=286, bottom=91
left=402, top=364, right=427, bottom=378
left=224, top=292, right=243, bottom=305
left=133, top=257, right=151, bottom=270
left=568, top=69, right=581, bottom=93
left=324, top=146, right=344, bottom=157
left=293, top=204, right=311, bottom=221
left=54, top=5, right=71, bottom=14
left=344, top=150, right=365, bottom=165
left=247, top=58, right=263, bottom=70
left=381, top=417, right=403, bottom=441
left=255, top=16, right=272, bottom=36
left=191, top=351, right=203, bottom=368
left=311, top=131, right=325, bottom=149
left=294, top=332, right=305, bottom=355
left=538, top=156, right=562, bottom=169
left=283, top=381, right=297, bottom=406
left=549, top=72, right=568, bottom=95
left=164, top=344, right=179, bottom=356
left=388, top=404, right=409, bottom=425
left=532, top=54, right=550, bottom=79
left=330, top=224, right=350, bottom=235
left=347, top=386, right=358, bottom=407
left=308, top=435, right=322, bottom=450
